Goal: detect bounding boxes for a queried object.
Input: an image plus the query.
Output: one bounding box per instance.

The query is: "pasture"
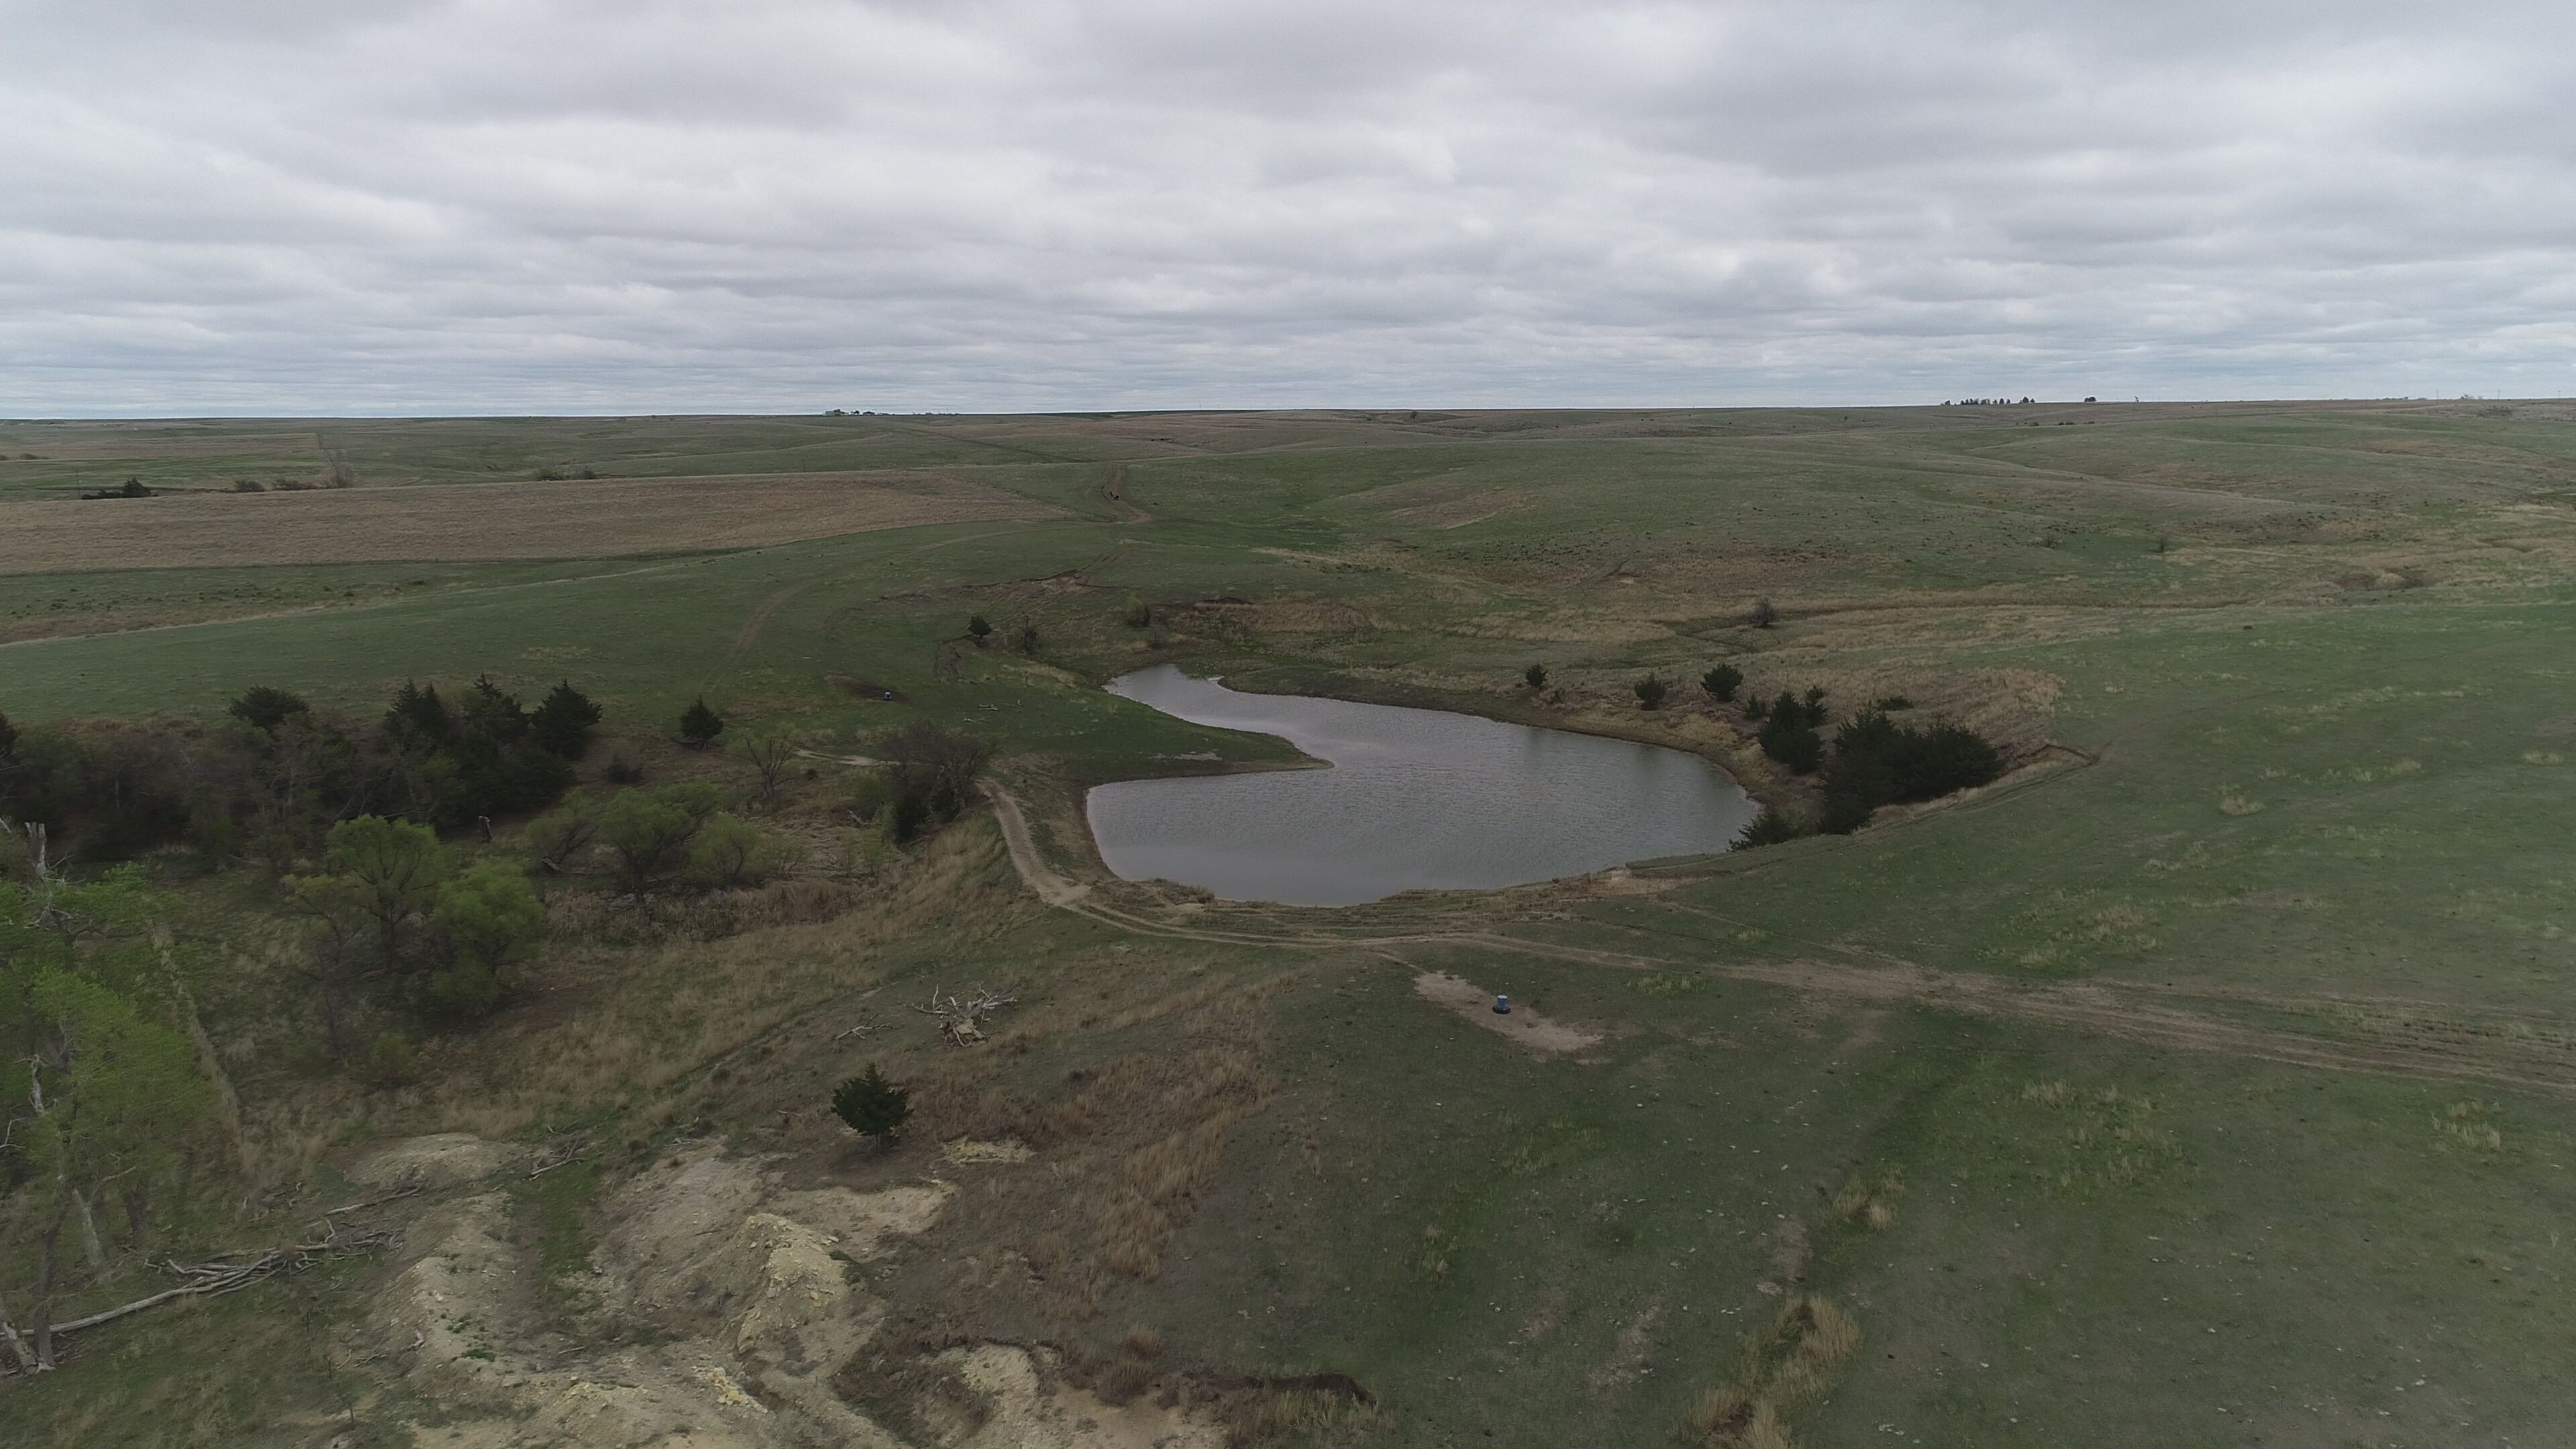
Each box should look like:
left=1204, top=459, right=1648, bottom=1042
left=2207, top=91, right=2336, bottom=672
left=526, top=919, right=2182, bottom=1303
left=7, top=399, right=2576, bottom=1447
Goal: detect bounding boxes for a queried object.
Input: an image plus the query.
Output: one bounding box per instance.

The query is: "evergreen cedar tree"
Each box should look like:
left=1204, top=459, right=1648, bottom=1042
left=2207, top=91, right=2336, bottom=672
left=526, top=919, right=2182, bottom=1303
left=1735, top=806, right=1803, bottom=847
left=1701, top=664, right=1741, bottom=702
left=1633, top=676, right=1668, bottom=709
left=228, top=686, right=311, bottom=733
left=531, top=681, right=602, bottom=759
left=1523, top=663, right=1548, bottom=690
left=679, top=696, right=725, bottom=746
left=967, top=613, right=994, bottom=642
left=833, top=1063, right=911, bottom=1141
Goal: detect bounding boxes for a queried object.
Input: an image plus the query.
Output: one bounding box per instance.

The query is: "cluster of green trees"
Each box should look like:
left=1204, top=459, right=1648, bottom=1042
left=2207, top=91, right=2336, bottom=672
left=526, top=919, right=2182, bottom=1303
left=526, top=782, right=785, bottom=894
left=1756, top=688, right=1831, bottom=773
left=1817, top=710, right=2004, bottom=834
left=847, top=721, right=995, bottom=843
left=288, top=815, right=546, bottom=1043
left=0, top=676, right=600, bottom=867
left=377, top=676, right=600, bottom=826
left=0, top=867, right=217, bottom=1371
left=1732, top=699, right=2006, bottom=847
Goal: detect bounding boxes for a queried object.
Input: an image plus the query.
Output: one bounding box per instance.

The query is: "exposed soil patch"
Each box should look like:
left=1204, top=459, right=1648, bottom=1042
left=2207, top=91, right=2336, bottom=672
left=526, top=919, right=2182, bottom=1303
left=1413, top=971, right=1604, bottom=1056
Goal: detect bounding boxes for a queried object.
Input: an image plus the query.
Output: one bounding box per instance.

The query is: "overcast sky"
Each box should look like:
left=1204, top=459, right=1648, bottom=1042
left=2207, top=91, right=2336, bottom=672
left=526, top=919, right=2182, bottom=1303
left=4, top=0, right=2572, bottom=415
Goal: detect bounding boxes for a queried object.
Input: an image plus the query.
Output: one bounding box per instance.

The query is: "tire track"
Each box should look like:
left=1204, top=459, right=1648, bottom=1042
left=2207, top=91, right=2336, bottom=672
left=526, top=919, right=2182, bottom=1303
left=980, top=782, right=2576, bottom=1095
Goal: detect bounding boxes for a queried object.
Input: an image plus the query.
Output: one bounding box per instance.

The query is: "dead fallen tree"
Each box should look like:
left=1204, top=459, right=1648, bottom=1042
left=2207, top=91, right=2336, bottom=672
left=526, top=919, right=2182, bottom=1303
left=3, top=1222, right=394, bottom=1371
left=916, top=985, right=1017, bottom=1046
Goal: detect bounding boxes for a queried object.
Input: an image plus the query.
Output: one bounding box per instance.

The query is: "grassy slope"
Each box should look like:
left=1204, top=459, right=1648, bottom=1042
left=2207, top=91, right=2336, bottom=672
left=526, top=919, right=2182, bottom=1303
left=7, top=400, right=2576, bottom=1446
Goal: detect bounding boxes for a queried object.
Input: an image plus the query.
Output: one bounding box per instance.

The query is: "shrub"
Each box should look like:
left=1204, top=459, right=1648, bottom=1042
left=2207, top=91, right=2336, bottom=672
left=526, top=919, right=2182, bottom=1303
left=605, top=755, right=643, bottom=785
left=1701, top=664, right=1741, bottom=702
left=1122, top=595, right=1152, bottom=629
left=1741, top=694, right=1768, bottom=721
left=1749, top=598, right=1780, bottom=629
left=525, top=793, right=605, bottom=873
left=227, top=686, right=311, bottom=733
left=357, top=1030, right=417, bottom=1088
left=433, top=860, right=544, bottom=979
left=833, top=1063, right=911, bottom=1142
left=1735, top=806, right=1805, bottom=848
left=1868, top=694, right=1914, bottom=712
left=678, top=696, right=724, bottom=747
left=598, top=788, right=700, bottom=892
left=1015, top=623, right=1041, bottom=654
left=845, top=771, right=894, bottom=822
left=1633, top=675, right=1668, bottom=709
left=967, top=613, right=994, bottom=644
left=684, top=812, right=780, bottom=888
left=1523, top=663, right=1548, bottom=690
left=418, top=959, right=504, bottom=1022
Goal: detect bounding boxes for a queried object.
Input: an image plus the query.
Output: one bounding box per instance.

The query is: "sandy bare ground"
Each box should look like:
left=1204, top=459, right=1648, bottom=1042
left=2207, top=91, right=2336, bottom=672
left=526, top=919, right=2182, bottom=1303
left=0, top=471, right=1054, bottom=574
left=1413, top=971, right=1603, bottom=1055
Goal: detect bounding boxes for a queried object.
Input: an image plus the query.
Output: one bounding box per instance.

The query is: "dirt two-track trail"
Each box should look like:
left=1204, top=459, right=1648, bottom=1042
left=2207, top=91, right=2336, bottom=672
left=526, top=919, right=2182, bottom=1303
left=981, top=783, right=2576, bottom=1097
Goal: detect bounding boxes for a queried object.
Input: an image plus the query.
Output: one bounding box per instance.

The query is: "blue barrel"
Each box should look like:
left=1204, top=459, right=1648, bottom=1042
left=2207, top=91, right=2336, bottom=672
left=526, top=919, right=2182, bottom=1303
left=1493, top=994, right=1511, bottom=1014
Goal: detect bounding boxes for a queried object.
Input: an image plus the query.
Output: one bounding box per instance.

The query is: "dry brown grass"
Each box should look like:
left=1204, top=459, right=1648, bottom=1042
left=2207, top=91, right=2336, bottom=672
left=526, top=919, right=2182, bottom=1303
left=0, top=470, right=1053, bottom=574
left=229, top=818, right=1026, bottom=1180
left=1830, top=1164, right=1906, bottom=1232
left=1686, top=1295, right=1862, bottom=1449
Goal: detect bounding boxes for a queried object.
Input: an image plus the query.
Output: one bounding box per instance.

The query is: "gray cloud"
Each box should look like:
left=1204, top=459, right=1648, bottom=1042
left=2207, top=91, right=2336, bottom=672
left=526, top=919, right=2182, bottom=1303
left=2, top=0, right=2571, bottom=413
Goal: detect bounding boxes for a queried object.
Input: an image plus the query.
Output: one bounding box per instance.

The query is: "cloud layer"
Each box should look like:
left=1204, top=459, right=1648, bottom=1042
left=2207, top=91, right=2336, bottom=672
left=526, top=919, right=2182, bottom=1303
left=5, top=0, right=2572, bottom=413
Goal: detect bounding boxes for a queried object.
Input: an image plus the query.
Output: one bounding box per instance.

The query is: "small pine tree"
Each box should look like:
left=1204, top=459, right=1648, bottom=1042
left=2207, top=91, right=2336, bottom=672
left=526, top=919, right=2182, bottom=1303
left=967, top=614, right=994, bottom=644
left=227, top=685, right=311, bottom=733
left=678, top=696, right=725, bottom=747
left=1633, top=675, right=1668, bottom=709
left=833, top=1063, right=911, bottom=1144
left=1700, top=664, right=1741, bottom=702
left=1735, top=806, right=1805, bottom=848
left=1743, top=694, right=1769, bottom=721
left=383, top=680, right=452, bottom=746
left=1523, top=663, right=1548, bottom=690
left=531, top=680, right=603, bottom=759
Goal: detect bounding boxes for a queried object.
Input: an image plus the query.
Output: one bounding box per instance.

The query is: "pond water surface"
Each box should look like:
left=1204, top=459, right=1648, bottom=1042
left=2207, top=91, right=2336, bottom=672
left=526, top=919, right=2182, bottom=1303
left=1085, top=665, right=1757, bottom=906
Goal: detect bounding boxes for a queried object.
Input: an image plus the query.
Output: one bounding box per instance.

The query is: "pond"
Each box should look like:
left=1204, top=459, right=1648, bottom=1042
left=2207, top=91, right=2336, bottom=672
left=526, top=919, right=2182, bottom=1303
left=1085, top=665, right=1758, bottom=906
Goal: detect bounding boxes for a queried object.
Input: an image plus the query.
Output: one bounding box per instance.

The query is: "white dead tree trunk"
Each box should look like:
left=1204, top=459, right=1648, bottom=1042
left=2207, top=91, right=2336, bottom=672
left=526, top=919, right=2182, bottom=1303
left=915, top=986, right=1017, bottom=1046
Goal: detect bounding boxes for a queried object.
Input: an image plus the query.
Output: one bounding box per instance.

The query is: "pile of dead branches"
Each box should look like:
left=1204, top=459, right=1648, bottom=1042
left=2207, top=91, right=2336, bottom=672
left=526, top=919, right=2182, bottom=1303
left=4, top=1220, right=394, bottom=1373
left=916, top=985, right=1017, bottom=1046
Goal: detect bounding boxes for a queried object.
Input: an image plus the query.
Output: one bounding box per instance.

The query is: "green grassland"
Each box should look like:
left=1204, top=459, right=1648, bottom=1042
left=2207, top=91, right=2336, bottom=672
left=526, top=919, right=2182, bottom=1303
left=7, top=399, right=2576, bottom=1446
